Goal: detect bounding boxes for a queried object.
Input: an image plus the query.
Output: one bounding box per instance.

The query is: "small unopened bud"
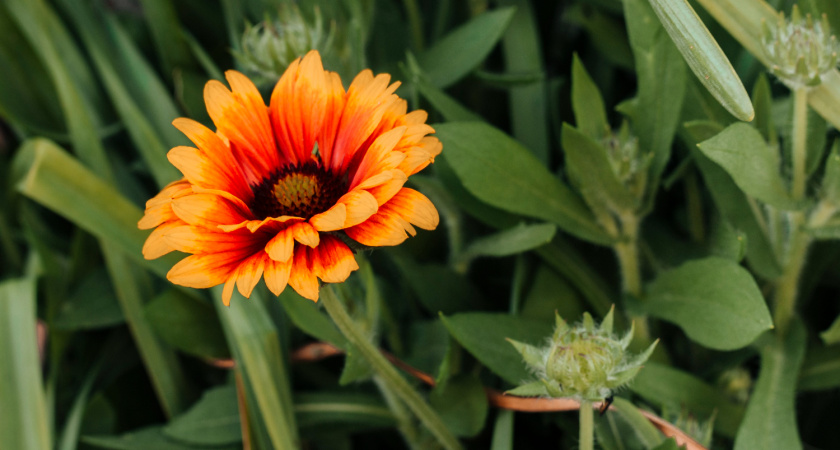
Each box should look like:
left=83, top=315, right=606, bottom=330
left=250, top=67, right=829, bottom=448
left=233, top=5, right=348, bottom=88
left=507, top=308, right=657, bottom=402
left=602, top=121, right=650, bottom=201
left=761, top=5, right=839, bottom=88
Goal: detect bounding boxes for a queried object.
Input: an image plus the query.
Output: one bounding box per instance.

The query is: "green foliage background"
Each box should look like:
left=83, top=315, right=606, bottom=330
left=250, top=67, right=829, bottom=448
left=1, top=0, right=839, bottom=449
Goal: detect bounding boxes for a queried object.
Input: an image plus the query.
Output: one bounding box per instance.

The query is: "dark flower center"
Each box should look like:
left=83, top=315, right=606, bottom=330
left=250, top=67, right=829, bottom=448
left=249, top=163, right=347, bottom=220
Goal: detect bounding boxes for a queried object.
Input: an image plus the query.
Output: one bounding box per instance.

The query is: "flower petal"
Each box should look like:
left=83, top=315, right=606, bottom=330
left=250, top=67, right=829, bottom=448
left=171, top=193, right=249, bottom=227
left=265, top=257, right=293, bottom=296
left=345, top=188, right=438, bottom=246
left=138, top=179, right=191, bottom=229
left=349, top=126, right=406, bottom=188
left=309, top=203, right=346, bottom=232
left=233, top=251, right=267, bottom=298
left=312, top=236, right=359, bottom=283
left=167, top=249, right=254, bottom=289
left=292, top=222, right=320, bottom=247
left=142, top=221, right=183, bottom=259
left=310, top=189, right=378, bottom=231
left=288, top=246, right=319, bottom=301
left=265, top=226, right=295, bottom=262
left=366, top=170, right=407, bottom=206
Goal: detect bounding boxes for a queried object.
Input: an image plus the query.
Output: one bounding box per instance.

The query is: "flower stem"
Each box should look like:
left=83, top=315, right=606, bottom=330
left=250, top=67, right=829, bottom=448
left=321, top=285, right=463, bottom=450
left=791, top=86, right=809, bottom=201
left=773, top=212, right=809, bottom=336
left=579, top=400, right=594, bottom=450
left=613, top=210, right=652, bottom=346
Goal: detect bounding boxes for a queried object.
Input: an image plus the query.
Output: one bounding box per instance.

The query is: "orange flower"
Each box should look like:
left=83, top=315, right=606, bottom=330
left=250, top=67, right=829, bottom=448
left=138, top=50, right=440, bottom=305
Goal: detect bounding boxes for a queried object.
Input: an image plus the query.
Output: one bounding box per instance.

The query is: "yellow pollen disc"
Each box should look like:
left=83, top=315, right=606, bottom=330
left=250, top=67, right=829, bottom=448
left=273, top=173, right=320, bottom=209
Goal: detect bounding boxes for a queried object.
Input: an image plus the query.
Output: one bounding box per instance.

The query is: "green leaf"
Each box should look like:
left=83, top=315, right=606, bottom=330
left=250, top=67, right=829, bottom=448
left=0, top=278, right=51, bottom=450
left=570, top=54, right=609, bottom=140
left=691, top=148, right=781, bottom=279
left=697, top=123, right=795, bottom=210
left=418, top=8, right=516, bottom=88
left=295, top=392, right=395, bottom=432
left=164, top=385, right=240, bottom=446
left=631, top=362, right=744, bottom=438
left=624, top=0, right=687, bottom=190
left=412, top=73, right=482, bottom=122
left=520, top=265, right=585, bottom=323
left=499, top=0, right=549, bottom=162
left=395, top=259, right=483, bottom=315
left=651, top=438, right=682, bottom=450
left=278, top=288, right=346, bottom=349
left=798, top=344, right=840, bottom=391
left=752, top=75, right=776, bottom=145
left=820, top=313, right=840, bottom=344
left=338, top=344, right=374, bottom=385
left=431, top=374, right=489, bottom=437
left=145, top=289, right=230, bottom=360
left=562, top=123, right=635, bottom=212
left=53, top=267, right=124, bottom=330
left=490, top=410, right=514, bottom=450
left=137, top=0, right=194, bottom=76
left=436, top=122, right=611, bottom=245
left=215, top=288, right=299, bottom=449
left=596, top=397, right=663, bottom=449
left=84, top=426, right=239, bottom=450
left=461, top=223, right=556, bottom=261
left=643, top=257, right=772, bottom=350
left=646, top=0, right=753, bottom=121
left=440, top=312, right=553, bottom=385
left=820, top=140, right=840, bottom=204
left=734, top=323, right=806, bottom=450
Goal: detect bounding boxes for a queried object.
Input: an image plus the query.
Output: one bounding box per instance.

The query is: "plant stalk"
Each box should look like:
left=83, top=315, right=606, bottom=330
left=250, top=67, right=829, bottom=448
left=791, top=87, right=809, bottom=201
left=773, top=212, right=810, bottom=336
left=613, top=210, right=652, bottom=345
left=321, top=285, right=463, bottom=450
left=579, top=400, right=594, bottom=450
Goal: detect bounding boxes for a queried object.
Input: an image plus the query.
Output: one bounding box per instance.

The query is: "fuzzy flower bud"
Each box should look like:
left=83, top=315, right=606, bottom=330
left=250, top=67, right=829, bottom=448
left=761, top=5, right=840, bottom=88
left=602, top=121, right=651, bottom=201
left=507, top=308, right=657, bottom=402
left=233, top=5, right=349, bottom=88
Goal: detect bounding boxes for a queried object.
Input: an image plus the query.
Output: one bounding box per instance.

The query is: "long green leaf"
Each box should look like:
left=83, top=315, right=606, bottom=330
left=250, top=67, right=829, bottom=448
left=647, top=0, right=753, bottom=121
left=0, top=277, right=51, bottom=450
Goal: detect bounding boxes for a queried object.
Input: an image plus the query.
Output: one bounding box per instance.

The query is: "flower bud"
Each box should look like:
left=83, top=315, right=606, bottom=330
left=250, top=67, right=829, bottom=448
left=761, top=5, right=839, bottom=88
left=602, top=121, right=650, bottom=201
left=507, top=308, right=657, bottom=402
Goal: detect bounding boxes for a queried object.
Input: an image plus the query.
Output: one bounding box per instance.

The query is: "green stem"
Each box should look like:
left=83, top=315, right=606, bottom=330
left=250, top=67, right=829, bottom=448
left=373, top=377, right=423, bottom=450
left=321, top=286, right=463, bottom=450
left=773, top=212, right=809, bottom=336
left=579, top=400, right=594, bottom=450
left=791, top=87, right=809, bottom=201
left=614, top=211, right=654, bottom=347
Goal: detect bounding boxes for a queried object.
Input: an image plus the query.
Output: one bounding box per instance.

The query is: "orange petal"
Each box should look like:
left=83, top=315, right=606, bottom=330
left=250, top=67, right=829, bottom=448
left=142, top=221, right=183, bottom=259
left=265, top=227, right=295, bottom=262
left=292, top=222, right=320, bottom=247
left=167, top=249, right=254, bottom=289
left=168, top=146, right=253, bottom=204
left=264, top=257, right=293, bottom=296
left=171, top=119, right=252, bottom=200
left=312, top=236, right=359, bottom=283
left=349, top=126, right=406, bottom=188
left=365, top=170, right=407, bottom=206
left=345, top=188, right=438, bottom=246
left=171, top=193, right=249, bottom=228
left=138, top=180, right=191, bottom=229
left=163, top=226, right=255, bottom=254
left=288, top=246, right=320, bottom=301
left=310, top=203, right=346, bottom=232
left=218, top=216, right=302, bottom=233
left=337, top=189, right=378, bottom=228
left=222, top=277, right=236, bottom=306
left=233, top=252, right=267, bottom=298
left=205, top=73, right=278, bottom=181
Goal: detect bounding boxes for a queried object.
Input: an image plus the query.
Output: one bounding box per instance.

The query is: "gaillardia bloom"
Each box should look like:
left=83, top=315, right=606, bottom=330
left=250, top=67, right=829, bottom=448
left=139, top=50, right=440, bottom=305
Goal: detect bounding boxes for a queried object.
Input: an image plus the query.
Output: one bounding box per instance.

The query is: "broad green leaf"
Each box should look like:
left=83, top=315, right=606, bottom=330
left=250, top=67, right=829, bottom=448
left=520, top=265, right=585, bottom=323
left=138, top=0, right=194, bottom=76
left=83, top=427, right=239, bottom=450
left=647, top=0, right=753, bottom=121
left=499, top=0, right=549, bottom=162
left=164, top=385, right=240, bottom=446
left=145, top=289, right=230, bottom=360
left=734, top=323, right=806, bottom=450
left=431, top=374, right=489, bottom=437
left=631, top=362, right=744, bottom=438
left=215, top=288, right=299, bottom=449
left=0, top=278, right=51, bottom=450
left=820, top=313, right=840, bottom=345
left=571, top=54, right=609, bottom=140
left=436, top=122, right=611, bottom=245
left=624, top=0, right=687, bottom=190
left=277, top=288, right=346, bottom=349
left=691, top=148, right=781, bottom=279
left=338, top=345, right=374, bottom=385
left=418, top=8, right=516, bottom=88
left=562, top=123, right=635, bottom=212
left=434, top=156, right=521, bottom=230
left=53, top=267, right=124, bottom=330
left=643, top=257, right=772, bottom=350
left=752, top=75, right=776, bottom=145
left=410, top=66, right=482, bottom=122
left=697, top=123, right=796, bottom=210
left=798, top=344, right=840, bottom=391
left=564, top=4, right=634, bottom=70
left=394, top=258, right=483, bottom=315
left=461, top=223, right=556, bottom=261
left=534, top=239, right=615, bottom=317
left=440, top=312, right=553, bottom=385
